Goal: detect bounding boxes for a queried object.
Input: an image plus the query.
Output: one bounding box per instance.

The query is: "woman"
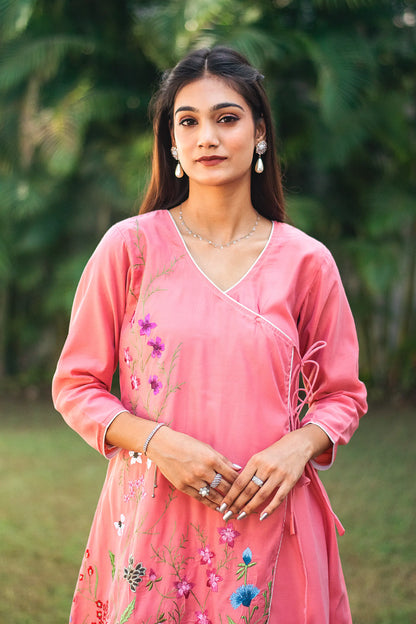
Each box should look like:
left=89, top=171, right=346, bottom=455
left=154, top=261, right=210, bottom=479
left=53, top=47, right=367, bottom=624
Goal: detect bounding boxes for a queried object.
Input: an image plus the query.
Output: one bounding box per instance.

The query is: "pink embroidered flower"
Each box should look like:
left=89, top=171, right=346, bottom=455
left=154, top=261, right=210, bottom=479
left=195, top=610, right=212, bottom=624
left=146, top=567, right=162, bottom=590
left=123, top=478, right=146, bottom=502
left=206, top=568, right=223, bottom=592
left=129, top=311, right=136, bottom=327
left=174, top=577, right=194, bottom=599
left=148, top=375, right=163, bottom=395
left=147, top=336, right=165, bottom=359
left=217, top=524, right=240, bottom=548
left=139, top=313, right=157, bottom=336
left=130, top=374, right=141, bottom=390
left=198, top=546, right=215, bottom=565
left=124, top=348, right=132, bottom=367
left=148, top=569, right=157, bottom=582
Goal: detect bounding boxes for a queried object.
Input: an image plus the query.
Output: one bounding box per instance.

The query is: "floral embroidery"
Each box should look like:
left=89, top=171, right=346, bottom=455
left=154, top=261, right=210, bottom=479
left=128, top=451, right=151, bottom=470
left=123, top=554, right=146, bottom=592
left=124, top=348, right=132, bottom=367
left=149, top=374, right=163, bottom=395
left=130, top=374, right=141, bottom=390
left=123, top=478, right=146, bottom=503
left=146, top=568, right=162, bottom=590
left=217, top=524, right=240, bottom=548
left=147, top=336, right=165, bottom=359
left=87, top=566, right=94, bottom=577
left=139, top=313, right=157, bottom=336
left=174, top=577, right=195, bottom=599
left=230, top=584, right=260, bottom=608
left=198, top=546, right=215, bottom=565
left=206, top=568, right=223, bottom=592
left=195, top=610, right=212, bottom=624
left=114, top=514, right=126, bottom=536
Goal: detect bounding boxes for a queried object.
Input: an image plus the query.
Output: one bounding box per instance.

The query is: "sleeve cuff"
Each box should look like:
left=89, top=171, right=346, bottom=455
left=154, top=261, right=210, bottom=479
left=305, top=421, right=337, bottom=471
left=102, top=410, right=126, bottom=459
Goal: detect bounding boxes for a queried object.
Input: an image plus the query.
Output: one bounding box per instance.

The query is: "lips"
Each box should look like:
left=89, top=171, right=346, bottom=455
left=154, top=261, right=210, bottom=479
left=196, top=156, right=227, bottom=166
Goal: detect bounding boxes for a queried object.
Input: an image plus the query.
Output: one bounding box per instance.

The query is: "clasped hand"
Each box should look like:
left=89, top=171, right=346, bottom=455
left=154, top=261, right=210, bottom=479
left=147, top=427, right=322, bottom=521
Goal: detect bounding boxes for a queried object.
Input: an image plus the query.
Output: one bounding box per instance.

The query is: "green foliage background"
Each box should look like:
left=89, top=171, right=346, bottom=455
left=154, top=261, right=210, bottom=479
left=0, top=0, right=415, bottom=398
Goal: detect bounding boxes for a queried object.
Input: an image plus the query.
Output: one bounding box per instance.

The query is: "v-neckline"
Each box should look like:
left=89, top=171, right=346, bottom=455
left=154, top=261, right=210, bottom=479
left=166, top=210, right=275, bottom=294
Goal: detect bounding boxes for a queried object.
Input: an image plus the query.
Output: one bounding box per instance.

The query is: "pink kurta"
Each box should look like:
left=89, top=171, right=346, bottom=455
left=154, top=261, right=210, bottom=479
left=53, top=210, right=367, bottom=624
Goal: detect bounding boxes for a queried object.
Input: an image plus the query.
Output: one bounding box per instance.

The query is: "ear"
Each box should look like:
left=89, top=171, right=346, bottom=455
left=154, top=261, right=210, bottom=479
left=169, top=121, right=176, bottom=148
left=255, top=117, right=266, bottom=142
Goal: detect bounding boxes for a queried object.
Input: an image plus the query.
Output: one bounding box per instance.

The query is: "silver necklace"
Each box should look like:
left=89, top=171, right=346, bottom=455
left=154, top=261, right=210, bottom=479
left=179, top=207, right=260, bottom=249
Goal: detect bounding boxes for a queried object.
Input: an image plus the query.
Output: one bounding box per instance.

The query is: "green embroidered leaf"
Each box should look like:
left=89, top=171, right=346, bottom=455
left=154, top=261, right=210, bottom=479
left=247, top=562, right=257, bottom=568
left=226, top=617, right=237, bottom=624
left=236, top=569, right=246, bottom=580
left=119, top=598, right=135, bottom=624
left=109, top=550, right=116, bottom=580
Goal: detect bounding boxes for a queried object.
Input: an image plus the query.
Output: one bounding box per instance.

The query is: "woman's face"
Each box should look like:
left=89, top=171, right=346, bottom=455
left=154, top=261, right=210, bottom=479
left=171, top=75, right=265, bottom=188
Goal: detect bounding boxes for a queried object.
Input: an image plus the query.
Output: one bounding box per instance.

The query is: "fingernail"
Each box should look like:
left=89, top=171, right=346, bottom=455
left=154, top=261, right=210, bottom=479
left=218, top=502, right=227, bottom=513
left=237, top=511, right=247, bottom=520
left=223, top=510, right=233, bottom=521
left=259, top=512, right=268, bottom=522
left=232, top=463, right=242, bottom=470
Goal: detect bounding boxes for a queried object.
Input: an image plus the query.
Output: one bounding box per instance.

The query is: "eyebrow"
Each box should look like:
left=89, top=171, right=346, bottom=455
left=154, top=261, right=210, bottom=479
left=174, top=102, right=245, bottom=115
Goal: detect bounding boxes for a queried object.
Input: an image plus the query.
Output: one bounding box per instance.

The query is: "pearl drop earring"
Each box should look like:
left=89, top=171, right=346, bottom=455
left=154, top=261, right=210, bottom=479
left=170, top=146, right=184, bottom=178
left=255, top=140, right=267, bottom=174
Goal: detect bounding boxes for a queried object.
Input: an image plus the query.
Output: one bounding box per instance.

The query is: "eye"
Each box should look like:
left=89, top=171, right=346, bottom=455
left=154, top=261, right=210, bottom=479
left=178, top=117, right=197, bottom=126
left=218, top=114, right=239, bottom=123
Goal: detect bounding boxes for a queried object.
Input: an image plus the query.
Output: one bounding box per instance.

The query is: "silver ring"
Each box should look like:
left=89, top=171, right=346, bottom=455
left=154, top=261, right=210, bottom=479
left=251, top=475, right=264, bottom=487
left=210, top=473, right=222, bottom=489
left=199, top=485, right=210, bottom=498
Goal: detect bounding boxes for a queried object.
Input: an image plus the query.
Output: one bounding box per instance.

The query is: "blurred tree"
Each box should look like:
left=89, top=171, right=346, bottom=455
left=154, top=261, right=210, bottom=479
left=0, top=0, right=414, bottom=397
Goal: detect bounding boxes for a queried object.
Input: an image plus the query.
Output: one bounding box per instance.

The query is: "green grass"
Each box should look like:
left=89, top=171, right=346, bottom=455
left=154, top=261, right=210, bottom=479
left=0, top=399, right=415, bottom=623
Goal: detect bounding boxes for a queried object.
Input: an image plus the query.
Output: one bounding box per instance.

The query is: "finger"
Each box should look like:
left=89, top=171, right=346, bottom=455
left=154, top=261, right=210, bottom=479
left=222, top=479, right=276, bottom=520
left=184, top=485, right=225, bottom=511
left=258, top=480, right=294, bottom=520
left=220, top=469, right=261, bottom=511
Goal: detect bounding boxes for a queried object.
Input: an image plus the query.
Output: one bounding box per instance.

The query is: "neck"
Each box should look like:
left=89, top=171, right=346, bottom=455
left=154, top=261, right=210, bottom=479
left=184, top=179, right=256, bottom=241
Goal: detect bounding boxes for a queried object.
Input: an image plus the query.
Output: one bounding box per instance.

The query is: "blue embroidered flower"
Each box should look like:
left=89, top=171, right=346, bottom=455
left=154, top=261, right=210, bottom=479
left=230, top=584, right=260, bottom=608
left=242, top=547, right=252, bottom=565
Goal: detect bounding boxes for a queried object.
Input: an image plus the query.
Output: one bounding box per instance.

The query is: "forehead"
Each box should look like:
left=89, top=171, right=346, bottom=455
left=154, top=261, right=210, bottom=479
left=174, top=75, right=248, bottom=111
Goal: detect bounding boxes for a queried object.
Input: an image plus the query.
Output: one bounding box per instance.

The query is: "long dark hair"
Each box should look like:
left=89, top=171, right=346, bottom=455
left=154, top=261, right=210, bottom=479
left=139, top=47, right=286, bottom=222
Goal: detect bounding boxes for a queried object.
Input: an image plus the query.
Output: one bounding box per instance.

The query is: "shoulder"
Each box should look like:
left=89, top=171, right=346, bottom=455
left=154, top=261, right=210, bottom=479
left=276, top=222, right=334, bottom=264
left=94, top=210, right=170, bottom=254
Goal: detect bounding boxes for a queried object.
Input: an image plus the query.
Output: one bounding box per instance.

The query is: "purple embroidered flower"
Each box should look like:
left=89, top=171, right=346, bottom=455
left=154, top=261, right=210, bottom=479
left=230, top=584, right=260, bottom=609
left=139, top=313, right=157, bottom=336
left=124, top=347, right=132, bottom=367
left=199, top=546, right=215, bottom=565
left=242, top=547, right=252, bottom=564
left=130, top=374, right=141, bottom=390
left=195, top=610, right=212, bottom=624
left=206, top=568, right=223, bottom=592
left=147, top=336, right=165, bottom=358
left=217, top=524, right=240, bottom=548
left=148, top=375, right=163, bottom=395
left=174, top=577, right=194, bottom=599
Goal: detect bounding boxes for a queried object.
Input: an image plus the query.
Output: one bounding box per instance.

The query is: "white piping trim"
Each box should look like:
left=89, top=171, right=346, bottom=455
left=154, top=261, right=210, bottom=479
left=167, top=212, right=292, bottom=344
left=103, top=410, right=125, bottom=459
left=306, top=421, right=336, bottom=471
left=288, top=346, right=295, bottom=430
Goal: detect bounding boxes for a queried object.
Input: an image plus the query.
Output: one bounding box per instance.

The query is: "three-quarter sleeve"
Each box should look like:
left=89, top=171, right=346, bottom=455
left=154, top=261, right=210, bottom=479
left=298, top=248, right=367, bottom=469
left=52, top=224, right=142, bottom=458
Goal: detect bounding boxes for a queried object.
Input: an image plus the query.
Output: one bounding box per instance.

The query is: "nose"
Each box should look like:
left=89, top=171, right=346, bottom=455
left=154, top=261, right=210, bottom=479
left=197, top=120, right=219, bottom=148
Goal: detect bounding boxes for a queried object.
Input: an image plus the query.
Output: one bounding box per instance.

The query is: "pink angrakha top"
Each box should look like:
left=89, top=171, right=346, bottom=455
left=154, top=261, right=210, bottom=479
left=53, top=210, right=367, bottom=624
